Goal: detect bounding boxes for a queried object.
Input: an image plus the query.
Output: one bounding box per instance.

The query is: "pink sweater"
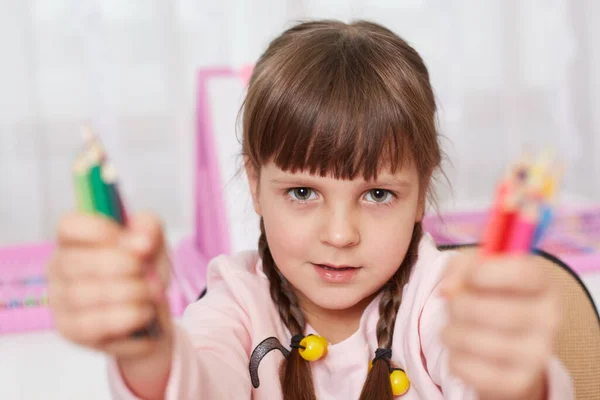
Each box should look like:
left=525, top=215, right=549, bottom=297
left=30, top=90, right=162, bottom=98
left=108, top=234, right=574, bottom=399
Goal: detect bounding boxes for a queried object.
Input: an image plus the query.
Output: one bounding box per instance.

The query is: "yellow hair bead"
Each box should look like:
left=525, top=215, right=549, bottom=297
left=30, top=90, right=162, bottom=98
left=298, top=335, right=327, bottom=361
left=316, top=335, right=328, bottom=357
left=390, top=369, right=410, bottom=396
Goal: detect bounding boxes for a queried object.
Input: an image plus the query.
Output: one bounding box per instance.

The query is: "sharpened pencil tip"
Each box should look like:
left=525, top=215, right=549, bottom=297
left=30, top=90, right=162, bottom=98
left=81, top=124, right=97, bottom=143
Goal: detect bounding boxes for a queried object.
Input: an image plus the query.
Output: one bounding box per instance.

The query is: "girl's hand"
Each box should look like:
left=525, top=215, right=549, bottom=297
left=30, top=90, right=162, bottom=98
left=47, top=211, right=173, bottom=361
left=440, top=251, right=560, bottom=400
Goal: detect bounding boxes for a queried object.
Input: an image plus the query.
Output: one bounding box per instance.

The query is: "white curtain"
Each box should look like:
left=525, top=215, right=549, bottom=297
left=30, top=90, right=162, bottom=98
left=1, top=0, right=599, bottom=251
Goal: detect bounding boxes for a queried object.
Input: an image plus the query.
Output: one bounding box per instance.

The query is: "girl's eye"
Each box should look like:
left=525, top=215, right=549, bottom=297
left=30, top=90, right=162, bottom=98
left=365, top=189, right=394, bottom=203
left=288, top=187, right=317, bottom=202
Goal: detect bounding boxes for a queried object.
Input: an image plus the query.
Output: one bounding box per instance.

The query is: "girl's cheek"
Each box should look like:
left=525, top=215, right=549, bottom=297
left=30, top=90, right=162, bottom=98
left=362, top=218, right=415, bottom=257
left=266, top=213, right=313, bottom=251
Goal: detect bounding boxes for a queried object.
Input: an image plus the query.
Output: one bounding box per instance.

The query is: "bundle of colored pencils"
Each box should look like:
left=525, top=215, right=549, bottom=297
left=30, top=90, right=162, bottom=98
left=72, top=127, right=127, bottom=225
left=482, top=151, right=562, bottom=256
left=72, top=125, right=161, bottom=339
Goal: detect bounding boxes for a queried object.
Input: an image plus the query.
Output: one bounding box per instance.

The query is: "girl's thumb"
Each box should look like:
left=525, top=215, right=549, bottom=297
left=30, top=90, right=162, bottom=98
left=120, top=212, right=166, bottom=259
left=439, top=251, right=477, bottom=298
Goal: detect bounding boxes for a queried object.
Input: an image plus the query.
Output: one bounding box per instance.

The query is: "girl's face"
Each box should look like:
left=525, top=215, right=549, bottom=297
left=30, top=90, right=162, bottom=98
left=248, top=161, right=424, bottom=312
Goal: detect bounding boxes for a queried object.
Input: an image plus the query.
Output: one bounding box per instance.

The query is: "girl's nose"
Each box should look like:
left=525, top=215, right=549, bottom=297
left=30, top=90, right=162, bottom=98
left=319, top=207, right=360, bottom=248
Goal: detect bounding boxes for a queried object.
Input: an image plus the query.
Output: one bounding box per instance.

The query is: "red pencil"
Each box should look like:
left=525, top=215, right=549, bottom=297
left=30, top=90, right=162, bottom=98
left=482, top=184, right=524, bottom=255
left=506, top=200, right=539, bottom=254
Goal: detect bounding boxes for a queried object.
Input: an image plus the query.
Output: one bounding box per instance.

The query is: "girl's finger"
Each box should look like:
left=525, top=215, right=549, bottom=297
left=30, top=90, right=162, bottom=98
left=439, top=252, right=479, bottom=297
left=58, top=279, right=160, bottom=311
left=57, top=211, right=121, bottom=247
left=121, top=212, right=166, bottom=261
left=442, top=323, right=517, bottom=366
left=441, top=323, right=550, bottom=368
left=55, top=248, right=144, bottom=282
left=467, top=256, right=549, bottom=295
left=448, top=349, right=504, bottom=391
left=56, top=304, right=156, bottom=346
left=448, top=292, right=546, bottom=334
left=447, top=349, right=540, bottom=400
left=101, top=337, right=161, bottom=359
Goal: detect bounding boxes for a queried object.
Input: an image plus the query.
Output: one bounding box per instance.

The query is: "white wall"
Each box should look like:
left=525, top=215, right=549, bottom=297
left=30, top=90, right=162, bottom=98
left=1, top=0, right=598, bottom=253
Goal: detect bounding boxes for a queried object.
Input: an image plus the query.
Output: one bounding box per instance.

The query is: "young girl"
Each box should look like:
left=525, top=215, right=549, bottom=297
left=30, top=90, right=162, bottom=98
left=48, top=20, right=573, bottom=399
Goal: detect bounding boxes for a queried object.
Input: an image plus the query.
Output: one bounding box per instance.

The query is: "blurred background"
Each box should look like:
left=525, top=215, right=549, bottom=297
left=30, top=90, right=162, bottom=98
left=0, top=2, right=599, bottom=398
left=1, top=0, right=599, bottom=250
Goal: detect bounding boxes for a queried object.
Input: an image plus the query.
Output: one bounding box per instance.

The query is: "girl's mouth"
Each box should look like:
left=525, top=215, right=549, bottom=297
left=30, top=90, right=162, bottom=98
left=312, top=263, right=360, bottom=283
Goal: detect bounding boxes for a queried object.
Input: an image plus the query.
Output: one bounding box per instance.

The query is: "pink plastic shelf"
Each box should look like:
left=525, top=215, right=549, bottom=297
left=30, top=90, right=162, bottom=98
left=0, top=241, right=193, bottom=335
left=423, top=206, right=600, bottom=275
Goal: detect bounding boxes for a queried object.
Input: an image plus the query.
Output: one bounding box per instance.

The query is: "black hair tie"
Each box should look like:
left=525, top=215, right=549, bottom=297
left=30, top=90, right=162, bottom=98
left=290, top=334, right=306, bottom=350
left=372, top=348, right=392, bottom=370
left=369, top=348, right=411, bottom=396
left=249, top=337, right=290, bottom=388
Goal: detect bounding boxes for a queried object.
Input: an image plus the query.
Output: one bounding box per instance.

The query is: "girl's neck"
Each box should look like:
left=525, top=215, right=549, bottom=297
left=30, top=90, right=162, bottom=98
left=297, top=292, right=379, bottom=344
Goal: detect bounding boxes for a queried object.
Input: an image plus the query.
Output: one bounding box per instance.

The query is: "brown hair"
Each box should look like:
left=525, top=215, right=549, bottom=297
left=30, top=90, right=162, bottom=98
left=242, top=19, right=442, bottom=400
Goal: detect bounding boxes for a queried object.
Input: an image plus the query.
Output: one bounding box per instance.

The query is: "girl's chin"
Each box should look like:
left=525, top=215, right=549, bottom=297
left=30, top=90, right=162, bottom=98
left=304, top=288, right=379, bottom=312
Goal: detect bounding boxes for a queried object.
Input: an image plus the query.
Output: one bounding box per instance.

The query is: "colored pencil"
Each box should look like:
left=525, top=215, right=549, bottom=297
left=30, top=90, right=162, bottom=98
left=81, top=125, right=96, bottom=145
left=87, top=143, right=112, bottom=218
left=72, top=154, right=95, bottom=213
left=482, top=186, right=521, bottom=255
left=506, top=200, right=539, bottom=253
left=72, top=126, right=161, bottom=340
left=101, top=162, right=124, bottom=225
left=483, top=150, right=562, bottom=257
left=531, top=205, right=553, bottom=249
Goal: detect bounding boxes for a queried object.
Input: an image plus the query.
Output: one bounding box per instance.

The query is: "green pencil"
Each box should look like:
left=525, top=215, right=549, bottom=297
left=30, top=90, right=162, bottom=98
left=73, top=126, right=161, bottom=340
left=101, top=162, right=124, bottom=225
left=87, top=143, right=113, bottom=218
left=72, top=154, right=95, bottom=213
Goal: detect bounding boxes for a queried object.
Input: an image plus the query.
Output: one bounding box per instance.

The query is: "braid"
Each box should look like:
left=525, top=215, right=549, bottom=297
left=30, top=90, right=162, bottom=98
left=258, top=218, right=317, bottom=400
left=375, top=222, right=423, bottom=348
left=359, top=222, right=424, bottom=400
left=259, top=219, right=305, bottom=334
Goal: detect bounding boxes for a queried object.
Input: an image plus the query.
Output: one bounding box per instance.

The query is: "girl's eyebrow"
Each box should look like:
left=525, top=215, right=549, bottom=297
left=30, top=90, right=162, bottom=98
left=268, top=178, right=316, bottom=186
left=269, top=176, right=413, bottom=188
left=367, top=177, right=413, bottom=188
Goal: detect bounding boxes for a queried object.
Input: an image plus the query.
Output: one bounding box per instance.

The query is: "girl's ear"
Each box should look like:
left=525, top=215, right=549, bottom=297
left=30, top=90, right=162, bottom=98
left=245, top=157, right=262, bottom=216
